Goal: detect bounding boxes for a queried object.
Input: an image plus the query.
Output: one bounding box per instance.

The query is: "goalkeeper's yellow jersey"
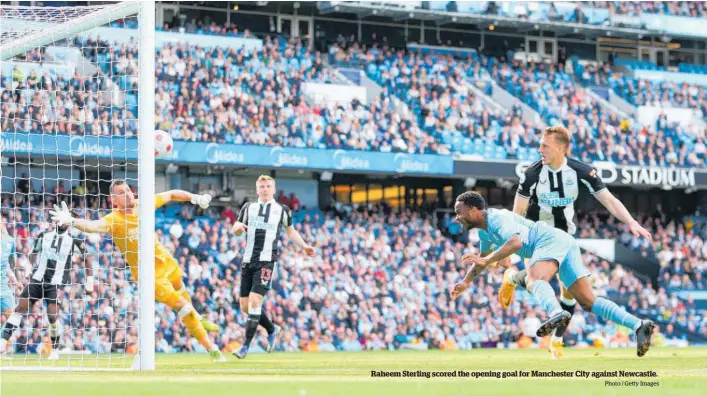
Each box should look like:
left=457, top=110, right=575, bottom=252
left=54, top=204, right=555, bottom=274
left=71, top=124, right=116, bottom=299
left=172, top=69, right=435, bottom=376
left=102, top=194, right=174, bottom=281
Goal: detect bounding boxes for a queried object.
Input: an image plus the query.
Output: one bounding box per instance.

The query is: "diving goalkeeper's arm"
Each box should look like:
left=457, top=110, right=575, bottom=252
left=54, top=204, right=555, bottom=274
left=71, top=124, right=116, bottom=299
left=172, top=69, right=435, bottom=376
left=156, top=190, right=212, bottom=208
left=50, top=202, right=109, bottom=234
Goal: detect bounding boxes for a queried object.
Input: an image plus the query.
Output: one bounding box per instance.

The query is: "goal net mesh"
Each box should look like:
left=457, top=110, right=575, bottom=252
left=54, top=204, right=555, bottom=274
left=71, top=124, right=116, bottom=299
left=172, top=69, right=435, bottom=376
left=1, top=4, right=142, bottom=369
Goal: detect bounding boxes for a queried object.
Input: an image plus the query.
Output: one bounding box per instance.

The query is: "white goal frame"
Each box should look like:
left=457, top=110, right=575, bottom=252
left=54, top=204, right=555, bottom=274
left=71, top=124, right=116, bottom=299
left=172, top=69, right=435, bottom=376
left=0, top=1, right=156, bottom=371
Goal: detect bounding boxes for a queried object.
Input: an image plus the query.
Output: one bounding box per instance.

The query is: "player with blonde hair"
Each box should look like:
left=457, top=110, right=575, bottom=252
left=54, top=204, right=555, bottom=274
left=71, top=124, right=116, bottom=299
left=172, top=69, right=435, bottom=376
left=231, top=175, right=315, bottom=359
left=499, top=125, right=651, bottom=358
left=49, top=180, right=227, bottom=362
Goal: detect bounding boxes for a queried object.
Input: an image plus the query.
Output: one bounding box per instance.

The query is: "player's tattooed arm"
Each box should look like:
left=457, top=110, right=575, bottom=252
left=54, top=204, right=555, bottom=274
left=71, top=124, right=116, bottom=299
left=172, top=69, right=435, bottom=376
left=460, top=237, right=521, bottom=269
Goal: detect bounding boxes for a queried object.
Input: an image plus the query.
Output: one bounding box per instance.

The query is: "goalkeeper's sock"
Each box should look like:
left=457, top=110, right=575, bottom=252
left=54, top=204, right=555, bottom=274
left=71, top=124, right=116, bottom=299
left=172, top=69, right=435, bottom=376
left=530, top=280, right=563, bottom=316
left=259, top=311, right=276, bottom=335
left=591, top=297, right=641, bottom=331
left=512, top=269, right=529, bottom=289
left=243, top=307, right=262, bottom=347
left=177, top=287, right=202, bottom=320
left=48, top=320, right=60, bottom=349
left=178, top=304, right=208, bottom=347
left=1, top=313, right=22, bottom=343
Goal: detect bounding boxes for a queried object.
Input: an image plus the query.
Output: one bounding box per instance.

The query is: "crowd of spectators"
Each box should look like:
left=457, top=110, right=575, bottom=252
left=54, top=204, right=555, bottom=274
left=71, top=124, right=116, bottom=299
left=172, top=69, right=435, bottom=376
left=608, top=1, right=707, bottom=18
left=1, top=185, right=704, bottom=357
left=3, top=18, right=707, bottom=165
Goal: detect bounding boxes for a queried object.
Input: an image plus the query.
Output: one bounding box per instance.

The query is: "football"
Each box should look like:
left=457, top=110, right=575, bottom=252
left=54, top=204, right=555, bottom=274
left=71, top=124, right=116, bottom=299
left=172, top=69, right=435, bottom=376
left=155, top=129, right=173, bottom=158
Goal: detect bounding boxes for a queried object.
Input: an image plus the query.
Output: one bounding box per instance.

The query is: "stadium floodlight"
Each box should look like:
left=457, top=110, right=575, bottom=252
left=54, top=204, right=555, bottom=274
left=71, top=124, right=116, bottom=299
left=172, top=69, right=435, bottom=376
left=0, top=1, right=155, bottom=371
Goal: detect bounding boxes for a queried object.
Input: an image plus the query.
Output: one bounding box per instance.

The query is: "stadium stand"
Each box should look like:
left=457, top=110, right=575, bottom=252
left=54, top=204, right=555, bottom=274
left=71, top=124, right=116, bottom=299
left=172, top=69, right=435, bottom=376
left=4, top=19, right=706, bottom=165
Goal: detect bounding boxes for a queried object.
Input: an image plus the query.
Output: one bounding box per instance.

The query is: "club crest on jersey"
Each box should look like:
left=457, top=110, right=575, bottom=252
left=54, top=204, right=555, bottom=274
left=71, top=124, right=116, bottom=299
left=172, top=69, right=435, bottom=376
left=564, top=178, right=576, bottom=186
left=539, top=192, right=576, bottom=207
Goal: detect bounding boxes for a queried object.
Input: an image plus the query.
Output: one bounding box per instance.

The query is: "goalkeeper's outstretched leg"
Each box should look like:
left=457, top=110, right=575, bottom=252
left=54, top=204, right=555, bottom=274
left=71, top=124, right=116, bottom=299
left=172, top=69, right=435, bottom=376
left=156, top=276, right=226, bottom=362
left=167, top=262, right=220, bottom=333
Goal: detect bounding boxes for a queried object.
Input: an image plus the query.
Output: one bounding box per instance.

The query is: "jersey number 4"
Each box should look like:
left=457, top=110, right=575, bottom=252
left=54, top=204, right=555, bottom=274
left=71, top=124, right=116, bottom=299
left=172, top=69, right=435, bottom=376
left=50, top=235, right=63, bottom=252
left=258, top=204, right=271, bottom=222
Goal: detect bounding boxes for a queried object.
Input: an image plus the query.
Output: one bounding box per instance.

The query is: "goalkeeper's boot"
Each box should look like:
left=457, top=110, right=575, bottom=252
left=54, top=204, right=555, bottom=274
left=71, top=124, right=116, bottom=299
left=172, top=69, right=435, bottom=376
left=537, top=311, right=572, bottom=338
left=201, top=318, right=221, bottom=333
left=267, top=325, right=282, bottom=353
left=210, top=349, right=227, bottom=363
left=636, top=320, right=656, bottom=357
left=233, top=345, right=249, bottom=360
left=47, top=349, right=60, bottom=361
left=549, top=339, right=564, bottom=359
left=498, top=268, right=517, bottom=309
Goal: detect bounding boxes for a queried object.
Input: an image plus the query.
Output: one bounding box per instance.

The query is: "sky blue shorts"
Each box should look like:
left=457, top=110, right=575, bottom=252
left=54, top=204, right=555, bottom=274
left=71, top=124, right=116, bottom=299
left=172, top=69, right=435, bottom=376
left=0, top=289, right=16, bottom=312
left=528, top=227, right=591, bottom=288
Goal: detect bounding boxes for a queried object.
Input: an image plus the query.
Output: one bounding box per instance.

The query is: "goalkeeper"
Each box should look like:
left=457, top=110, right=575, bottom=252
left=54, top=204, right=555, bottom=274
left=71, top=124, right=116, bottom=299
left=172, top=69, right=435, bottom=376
left=50, top=180, right=226, bottom=362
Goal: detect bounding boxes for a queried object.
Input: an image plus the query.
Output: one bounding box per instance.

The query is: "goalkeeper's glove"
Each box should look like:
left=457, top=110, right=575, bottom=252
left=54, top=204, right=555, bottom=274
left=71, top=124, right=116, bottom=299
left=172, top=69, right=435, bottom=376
left=49, top=201, right=75, bottom=227
left=191, top=194, right=212, bottom=209
left=85, top=276, right=95, bottom=293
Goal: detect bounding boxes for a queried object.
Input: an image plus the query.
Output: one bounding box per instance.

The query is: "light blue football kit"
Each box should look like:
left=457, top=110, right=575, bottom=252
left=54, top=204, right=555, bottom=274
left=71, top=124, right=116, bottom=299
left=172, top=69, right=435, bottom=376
left=478, top=208, right=589, bottom=288
left=477, top=208, right=641, bottom=331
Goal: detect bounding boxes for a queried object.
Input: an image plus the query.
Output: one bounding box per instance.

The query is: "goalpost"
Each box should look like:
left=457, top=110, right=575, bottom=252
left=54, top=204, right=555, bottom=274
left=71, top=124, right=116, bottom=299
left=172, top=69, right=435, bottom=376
left=0, top=2, right=155, bottom=370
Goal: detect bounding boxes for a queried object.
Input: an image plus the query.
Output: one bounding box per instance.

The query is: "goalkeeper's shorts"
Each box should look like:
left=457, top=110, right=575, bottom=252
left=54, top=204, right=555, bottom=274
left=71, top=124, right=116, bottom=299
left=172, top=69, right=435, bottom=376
left=155, top=264, right=184, bottom=308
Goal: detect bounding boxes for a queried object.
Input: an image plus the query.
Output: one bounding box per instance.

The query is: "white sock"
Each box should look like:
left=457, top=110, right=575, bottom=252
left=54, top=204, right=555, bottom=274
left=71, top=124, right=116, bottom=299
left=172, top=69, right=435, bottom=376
left=178, top=304, right=194, bottom=319
left=8, top=312, right=21, bottom=326
left=551, top=334, right=563, bottom=343
left=249, top=306, right=262, bottom=316
left=210, top=344, right=220, bottom=352
left=508, top=269, right=518, bottom=286
left=561, top=297, right=577, bottom=306
left=176, top=288, right=202, bottom=320
left=49, top=321, right=59, bottom=338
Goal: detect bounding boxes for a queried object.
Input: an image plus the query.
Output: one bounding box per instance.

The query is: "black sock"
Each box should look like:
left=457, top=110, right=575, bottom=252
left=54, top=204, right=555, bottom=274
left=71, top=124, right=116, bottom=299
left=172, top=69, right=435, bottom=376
left=243, top=313, right=260, bottom=347
left=513, top=269, right=528, bottom=289
left=554, top=300, right=577, bottom=338
left=1, top=313, right=21, bottom=342
left=51, top=336, right=60, bottom=349
left=259, top=312, right=275, bottom=335
left=1, top=322, right=17, bottom=341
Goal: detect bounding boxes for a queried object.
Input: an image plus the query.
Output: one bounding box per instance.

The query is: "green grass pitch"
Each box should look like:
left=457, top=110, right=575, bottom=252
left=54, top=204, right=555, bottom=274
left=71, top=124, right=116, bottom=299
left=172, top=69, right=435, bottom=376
left=2, top=348, right=706, bottom=396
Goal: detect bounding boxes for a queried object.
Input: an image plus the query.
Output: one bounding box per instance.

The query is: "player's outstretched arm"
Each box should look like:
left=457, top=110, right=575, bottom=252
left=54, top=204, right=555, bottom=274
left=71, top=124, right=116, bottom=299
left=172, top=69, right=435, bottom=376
left=476, top=235, right=523, bottom=266
left=594, top=190, right=652, bottom=241
left=450, top=251, right=492, bottom=300
left=285, top=226, right=316, bottom=257
left=156, top=190, right=211, bottom=208
left=49, top=202, right=109, bottom=234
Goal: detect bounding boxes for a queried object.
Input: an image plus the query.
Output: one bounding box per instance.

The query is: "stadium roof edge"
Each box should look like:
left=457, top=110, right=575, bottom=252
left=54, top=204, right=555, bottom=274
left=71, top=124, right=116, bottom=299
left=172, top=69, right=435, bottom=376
left=317, top=2, right=659, bottom=39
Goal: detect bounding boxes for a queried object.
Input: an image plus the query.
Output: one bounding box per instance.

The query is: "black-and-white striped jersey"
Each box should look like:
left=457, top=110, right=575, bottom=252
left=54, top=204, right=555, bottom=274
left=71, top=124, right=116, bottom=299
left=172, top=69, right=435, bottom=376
left=517, top=158, right=607, bottom=235
left=237, top=200, right=292, bottom=263
left=31, top=231, right=85, bottom=285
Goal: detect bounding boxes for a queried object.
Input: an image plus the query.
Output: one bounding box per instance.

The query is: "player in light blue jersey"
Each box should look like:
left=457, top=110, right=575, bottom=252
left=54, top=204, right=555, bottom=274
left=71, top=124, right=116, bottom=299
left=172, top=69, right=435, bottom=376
left=0, top=216, right=18, bottom=316
left=449, top=192, right=655, bottom=357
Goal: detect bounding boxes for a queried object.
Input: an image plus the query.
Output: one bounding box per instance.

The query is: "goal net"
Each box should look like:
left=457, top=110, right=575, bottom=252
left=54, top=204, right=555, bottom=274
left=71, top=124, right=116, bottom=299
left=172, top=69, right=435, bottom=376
left=0, top=2, right=156, bottom=370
